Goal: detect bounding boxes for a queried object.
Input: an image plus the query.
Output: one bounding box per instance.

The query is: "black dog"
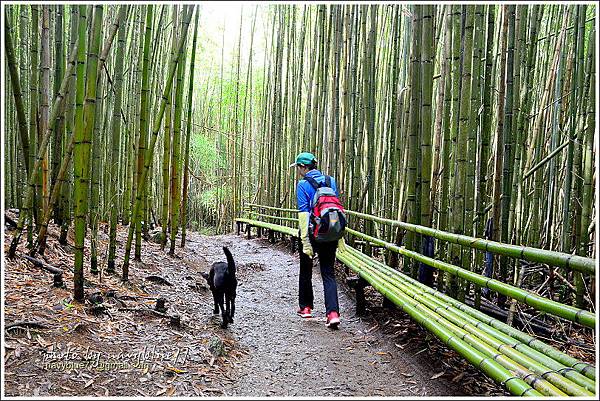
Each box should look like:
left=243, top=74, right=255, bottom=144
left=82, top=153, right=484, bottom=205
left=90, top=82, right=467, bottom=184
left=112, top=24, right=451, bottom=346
left=201, top=247, right=237, bottom=329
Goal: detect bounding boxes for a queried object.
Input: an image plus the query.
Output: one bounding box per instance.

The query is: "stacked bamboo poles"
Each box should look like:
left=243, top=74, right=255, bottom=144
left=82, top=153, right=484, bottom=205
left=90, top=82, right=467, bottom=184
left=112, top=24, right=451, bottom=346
left=356, top=249, right=596, bottom=384
left=337, top=246, right=595, bottom=396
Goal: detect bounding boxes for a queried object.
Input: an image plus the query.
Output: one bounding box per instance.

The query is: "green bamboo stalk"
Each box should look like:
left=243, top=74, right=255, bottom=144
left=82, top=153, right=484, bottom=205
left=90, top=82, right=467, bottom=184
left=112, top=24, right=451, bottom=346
left=245, top=202, right=297, bottom=213
left=506, top=5, right=526, bottom=244
left=74, top=5, right=102, bottom=301
left=575, top=15, right=594, bottom=308
left=475, top=3, right=494, bottom=255
left=570, top=5, right=587, bottom=307
left=60, top=5, right=79, bottom=245
left=419, top=4, right=434, bottom=284
left=161, top=92, right=173, bottom=249
left=17, top=7, right=29, bottom=199
left=134, top=5, right=153, bottom=260
left=490, top=7, right=509, bottom=301
left=522, top=140, right=569, bottom=180
left=160, top=8, right=177, bottom=249
left=560, top=5, right=584, bottom=254
left=28, top=5, right=39, bottom=240
left=33, top=132, right=75, bottom=256
left=169, top=5, right=187, bottom=255
left=454, top=5, right=474, bottom=301
left=512, top=5, right=540, bottom=247
left=405, top=5, right=421, bottom=276
left=89, top=45, right=104, bottom=276
left=122, top=7, right=141, bottom=227
left=446, top=4, right=461, bottom=295
left=4, top=13, right=30, bottom=178
left=498, top=5, right=516, bottom=307
left=107, top=5, right=129, bottom=273
left=51, top=5, right=65, bottom=225
left=180, top=10, right=199, bottom=248
left=578, top=26, right=594, bottom=262
left=470, top=4, right=485, bottom=307
left=438, top=5, right=453, bottom=292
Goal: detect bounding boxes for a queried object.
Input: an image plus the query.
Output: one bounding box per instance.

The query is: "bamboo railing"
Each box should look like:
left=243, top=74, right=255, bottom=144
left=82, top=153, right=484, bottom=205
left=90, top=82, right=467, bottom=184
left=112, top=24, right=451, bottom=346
left=345, top=209, right=595, bottom=275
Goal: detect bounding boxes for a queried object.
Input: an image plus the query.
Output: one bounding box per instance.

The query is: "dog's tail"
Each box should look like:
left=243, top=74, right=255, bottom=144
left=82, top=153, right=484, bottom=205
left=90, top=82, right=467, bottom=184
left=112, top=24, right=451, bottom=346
left=223, top=246, right=236, bottom=276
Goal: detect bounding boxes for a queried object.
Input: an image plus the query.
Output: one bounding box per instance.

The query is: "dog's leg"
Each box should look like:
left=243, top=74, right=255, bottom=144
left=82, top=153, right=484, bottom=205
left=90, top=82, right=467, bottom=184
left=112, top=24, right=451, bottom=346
left=225, top=294, right=232, bottom=323
left=226, top=293, right=234, bottom=323
left=217, top=293, right=228, bottom=329
left=212, top=291, right=219, bottom=314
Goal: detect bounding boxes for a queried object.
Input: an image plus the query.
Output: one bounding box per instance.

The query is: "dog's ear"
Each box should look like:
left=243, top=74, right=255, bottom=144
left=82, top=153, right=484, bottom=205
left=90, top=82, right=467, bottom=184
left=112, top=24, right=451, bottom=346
left=200, top=272, right=210, bottom=282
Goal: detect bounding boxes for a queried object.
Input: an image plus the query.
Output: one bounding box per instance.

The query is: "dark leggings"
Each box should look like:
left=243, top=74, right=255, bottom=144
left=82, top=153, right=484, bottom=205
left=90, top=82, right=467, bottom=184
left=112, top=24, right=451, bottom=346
left=298, top=239, right=339, bottom=314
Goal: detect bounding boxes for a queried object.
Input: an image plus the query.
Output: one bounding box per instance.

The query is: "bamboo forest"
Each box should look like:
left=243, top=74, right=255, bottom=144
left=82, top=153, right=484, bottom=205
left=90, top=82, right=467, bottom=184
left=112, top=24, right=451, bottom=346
left=2, top=2, right=598, bottom=398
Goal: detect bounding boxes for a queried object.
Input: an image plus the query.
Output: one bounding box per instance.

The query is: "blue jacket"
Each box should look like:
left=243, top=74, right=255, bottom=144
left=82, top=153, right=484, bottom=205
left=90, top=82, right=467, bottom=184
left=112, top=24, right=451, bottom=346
left=296, top=170, right=338, bottom=213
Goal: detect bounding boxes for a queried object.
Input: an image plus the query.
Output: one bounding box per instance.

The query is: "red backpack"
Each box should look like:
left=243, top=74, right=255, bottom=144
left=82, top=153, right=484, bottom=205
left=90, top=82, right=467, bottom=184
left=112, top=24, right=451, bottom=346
left=304, top=176, right=346, bottom=242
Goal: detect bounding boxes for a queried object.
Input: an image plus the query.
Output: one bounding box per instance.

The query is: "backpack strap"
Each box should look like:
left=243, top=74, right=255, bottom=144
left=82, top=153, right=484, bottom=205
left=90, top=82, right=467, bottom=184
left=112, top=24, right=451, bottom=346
left=324, top=176, right=331, bottom=188
left=304, top=176, right=320, bottom=190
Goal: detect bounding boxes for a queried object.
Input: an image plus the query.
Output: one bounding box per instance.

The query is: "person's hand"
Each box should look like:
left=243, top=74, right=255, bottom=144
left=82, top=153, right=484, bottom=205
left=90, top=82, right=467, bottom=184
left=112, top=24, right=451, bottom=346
left=298, top=211, right=314, bottom=257
left=301, top=237, right=314, bottom=257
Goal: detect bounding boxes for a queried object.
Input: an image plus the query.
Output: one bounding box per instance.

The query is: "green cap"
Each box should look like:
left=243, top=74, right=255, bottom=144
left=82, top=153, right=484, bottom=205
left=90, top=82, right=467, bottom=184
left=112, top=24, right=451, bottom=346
left=289, top=152, right=317, bottom=168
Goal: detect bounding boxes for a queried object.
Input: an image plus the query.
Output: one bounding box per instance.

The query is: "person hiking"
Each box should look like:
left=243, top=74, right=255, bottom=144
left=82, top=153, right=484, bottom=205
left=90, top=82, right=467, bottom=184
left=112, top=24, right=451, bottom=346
left=289, top=152, right=347, bottom=329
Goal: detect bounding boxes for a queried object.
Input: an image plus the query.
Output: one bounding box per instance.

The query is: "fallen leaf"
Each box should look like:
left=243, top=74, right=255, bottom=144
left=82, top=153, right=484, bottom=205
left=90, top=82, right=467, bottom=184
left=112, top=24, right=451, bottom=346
left=430, top=371, right=445, bottom=380
left=36, top=335, right=49, bottom=347
left=166, top=366, right=187, bottom=374
left=452, top=372, right=465, bottom=383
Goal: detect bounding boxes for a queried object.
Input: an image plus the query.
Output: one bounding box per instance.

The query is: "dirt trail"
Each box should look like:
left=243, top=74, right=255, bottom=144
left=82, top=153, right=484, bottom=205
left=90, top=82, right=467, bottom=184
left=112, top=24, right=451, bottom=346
left=4, top=222, right=499, bottom=396
left=198, top=234, right=471, bottom=397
